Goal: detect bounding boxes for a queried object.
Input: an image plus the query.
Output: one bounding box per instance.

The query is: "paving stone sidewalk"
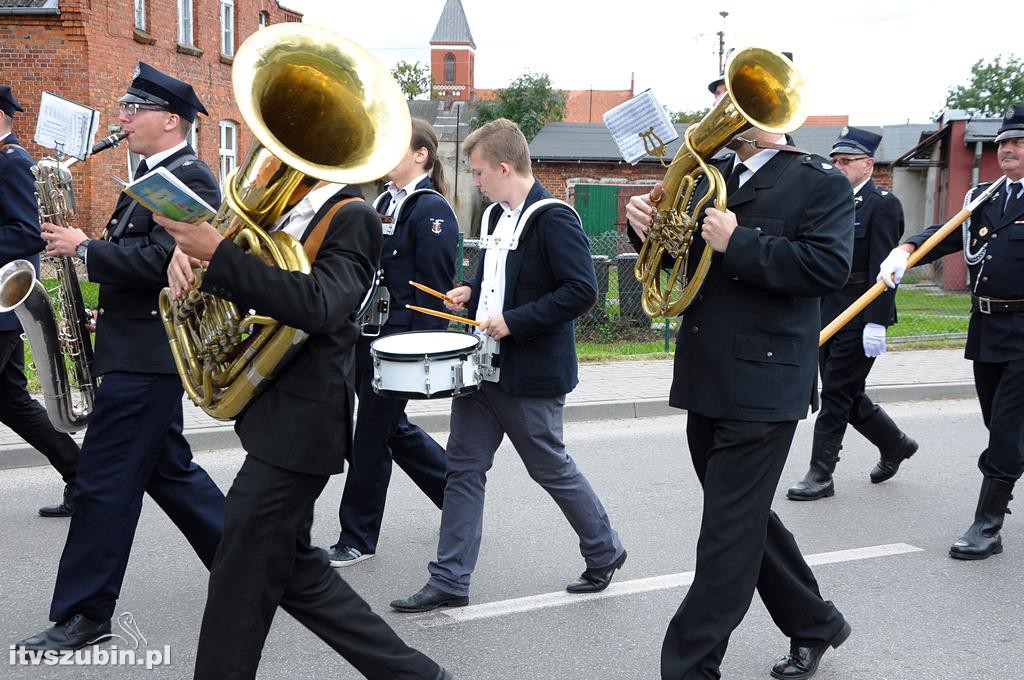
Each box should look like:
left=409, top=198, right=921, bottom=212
left=0, top=348, right=974, bottom=468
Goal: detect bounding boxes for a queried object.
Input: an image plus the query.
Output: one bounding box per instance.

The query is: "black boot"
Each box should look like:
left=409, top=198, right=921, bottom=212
left=858, top=408, right=918, bottom=484
left=38, top=483, right=74, bottom=518
left=950, top=477, right=1014, bottom=560
left=787, top=432, right=844, bottom=501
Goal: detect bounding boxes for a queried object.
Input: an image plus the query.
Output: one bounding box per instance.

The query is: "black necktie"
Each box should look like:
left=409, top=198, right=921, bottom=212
left=134, top=159, right=149, bottom=180
left=724, top=162, right=748, bottom=197
left=1004, top=181, right=1023, bottom=217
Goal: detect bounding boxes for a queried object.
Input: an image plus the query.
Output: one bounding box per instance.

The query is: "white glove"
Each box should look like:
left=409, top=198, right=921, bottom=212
left=877, top=248, right=910, bottom=289
left=863, top=323, right=887, bottom=358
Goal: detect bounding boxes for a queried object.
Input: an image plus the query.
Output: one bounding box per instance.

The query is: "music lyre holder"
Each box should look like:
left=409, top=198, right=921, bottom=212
left=639, top=127, right=669, bottom=167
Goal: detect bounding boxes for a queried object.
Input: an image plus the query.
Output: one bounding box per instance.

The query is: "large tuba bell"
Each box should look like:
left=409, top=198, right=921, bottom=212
left=159, top=24, right=411, bottom=420
left=634, top=47, right=807, bottom=317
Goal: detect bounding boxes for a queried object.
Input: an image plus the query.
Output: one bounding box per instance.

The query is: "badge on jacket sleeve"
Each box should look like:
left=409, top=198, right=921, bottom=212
left=430, top=218, right=444, bottom=235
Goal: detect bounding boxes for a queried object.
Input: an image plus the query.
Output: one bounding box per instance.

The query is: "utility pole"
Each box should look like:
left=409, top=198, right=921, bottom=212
left=717, top=11, right=729, bottom=75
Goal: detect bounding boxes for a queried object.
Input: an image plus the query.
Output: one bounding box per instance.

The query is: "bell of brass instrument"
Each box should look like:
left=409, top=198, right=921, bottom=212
left=635, top=48, right=807, bottom=317
left=160, top=24, right=411, bottom=420
left=0, top=130, right=126, bottom=432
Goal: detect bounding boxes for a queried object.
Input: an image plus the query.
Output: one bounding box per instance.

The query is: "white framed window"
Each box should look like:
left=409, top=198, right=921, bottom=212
left=178, top=0, right=194, bottom=46
left=219, top=120, right=238, bottom=185
left=221, top=0, right=235, bottom=56
left=258, top=10, right=269, bottom=29
left=134, top=0, right=146, bottom=31
left=187, top=118, right=199, bottom=152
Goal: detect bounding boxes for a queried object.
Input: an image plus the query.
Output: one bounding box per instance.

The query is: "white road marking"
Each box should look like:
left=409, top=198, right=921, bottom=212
left=418, top=543, right=923, bottom=626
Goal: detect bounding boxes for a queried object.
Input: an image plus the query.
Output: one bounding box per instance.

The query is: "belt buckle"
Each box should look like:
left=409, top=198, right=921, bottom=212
left=978, top=297, right=991, bottom=314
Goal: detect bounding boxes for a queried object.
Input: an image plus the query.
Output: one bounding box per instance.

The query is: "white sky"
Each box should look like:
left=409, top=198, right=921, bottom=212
left=284, top=0, right=1017, bottom=125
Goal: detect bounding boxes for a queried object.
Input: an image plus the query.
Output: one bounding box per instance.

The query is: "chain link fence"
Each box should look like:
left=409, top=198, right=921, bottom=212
left=457, top=232, right=972, bottom=356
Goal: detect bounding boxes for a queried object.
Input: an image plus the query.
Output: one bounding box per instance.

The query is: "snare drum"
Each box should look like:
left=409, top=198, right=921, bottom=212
left=370, top=331, right=482, bottom=399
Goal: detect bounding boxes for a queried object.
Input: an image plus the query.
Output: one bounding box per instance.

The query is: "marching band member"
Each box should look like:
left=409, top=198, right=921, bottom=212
left=0, top=84, right=81, bottom=517
left=390, top=118, right=625, bottom=614
left=878, top=104, right=1024, bottom=561
left=16, top=63, right=225, bottom=653
left=160, top=179, right=450, bottom=679
left=787, top=127, right=917, bottom=501
left=626, top=116, right=855, bottom=678
left=327, top=118, right=458, bottom=567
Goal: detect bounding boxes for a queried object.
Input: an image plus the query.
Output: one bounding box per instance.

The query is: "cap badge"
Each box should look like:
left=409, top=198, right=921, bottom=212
left=841, top=126, right=849, bottom=136
left=1007, top=106, right=1017, bottom=119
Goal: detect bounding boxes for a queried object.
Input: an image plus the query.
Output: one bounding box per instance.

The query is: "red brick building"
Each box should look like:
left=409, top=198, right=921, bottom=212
left=0, top=0, right=300, bottom=238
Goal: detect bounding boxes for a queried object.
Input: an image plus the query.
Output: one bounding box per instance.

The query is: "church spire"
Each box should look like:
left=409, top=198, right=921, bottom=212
left=430, top=0, right=475, bottom=49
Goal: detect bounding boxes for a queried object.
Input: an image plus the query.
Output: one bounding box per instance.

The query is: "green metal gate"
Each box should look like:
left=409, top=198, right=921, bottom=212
left=573, top=184, right=619, bottom=257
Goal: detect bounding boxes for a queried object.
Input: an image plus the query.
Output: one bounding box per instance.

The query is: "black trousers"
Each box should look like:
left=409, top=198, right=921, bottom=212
left=815, top=324, right=879, bottom=435
left=195, top=455, right=442, bottom=680
left=337, top=340, right=446, bottom=554
left=973, top=359, right=1024, bottom=481
left=49, top=372, right=224, bottom=622
left=0, top=330, right=79, bottom=483
left=661, top=414, right=846, bottom=680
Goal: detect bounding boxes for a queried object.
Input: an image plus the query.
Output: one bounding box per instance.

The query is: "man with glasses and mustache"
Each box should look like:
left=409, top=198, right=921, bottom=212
left=878, top=104, right=1024, bottom=561
left=787, top=127, right=918, bottom=502
left=16, top=62, right=225, bottom=652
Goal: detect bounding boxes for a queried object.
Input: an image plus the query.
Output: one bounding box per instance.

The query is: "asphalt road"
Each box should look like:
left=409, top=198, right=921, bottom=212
left=2, top=398, right=1021, bottom=680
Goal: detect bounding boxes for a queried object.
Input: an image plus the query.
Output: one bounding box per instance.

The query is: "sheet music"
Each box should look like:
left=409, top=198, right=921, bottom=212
left=33, top=92, right=99, bottom=161
left=603, top=89, right=679, bottom=165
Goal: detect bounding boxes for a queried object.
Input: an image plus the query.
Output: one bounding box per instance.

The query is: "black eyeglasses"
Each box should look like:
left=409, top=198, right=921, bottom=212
left=118, top=102, right=167, bottom=117
left=832, top=156, right=871, bottom=167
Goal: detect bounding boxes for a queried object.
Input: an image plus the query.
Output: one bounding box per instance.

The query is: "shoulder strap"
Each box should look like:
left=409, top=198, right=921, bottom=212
left=480, top=202, right=501, bottom=237
left=393, top=188, right=445, bottom=224
left=302, top=196, right=363, bottom=263
left=372, top=191, right=389, bottom=212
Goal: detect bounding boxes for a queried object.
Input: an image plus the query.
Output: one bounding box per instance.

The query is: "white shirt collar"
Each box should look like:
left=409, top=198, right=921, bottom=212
left=733, top=136, right=786, bottom=177
left=499, top=199, right=525, bottom=217
left=386, top=173, right=429, bottom=199
left=852, top=178, right=871, bottom=197
left=143, top=139, right=189, bottom=171
left=0, top=131, right=11, bottom=144
left=273, top=183, right=345, bottom=235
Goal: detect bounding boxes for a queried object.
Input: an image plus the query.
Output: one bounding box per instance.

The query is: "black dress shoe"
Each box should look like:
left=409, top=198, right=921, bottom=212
left=390, top=585, right=468, bottom=613
left=566, top=550, right=627, bottom=593
left=39, top=483, right=74, bottom=518
left=769, top=620, right=851, bottom=679
left=16, top=613, right=112, bottom=652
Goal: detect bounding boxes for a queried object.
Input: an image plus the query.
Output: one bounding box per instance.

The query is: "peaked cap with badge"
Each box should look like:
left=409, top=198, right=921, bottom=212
left=831, top=126, right=882, bottom=157
left=119, top=62, right=209, bottom=123
left=995, top=104, right=1024, bottom=143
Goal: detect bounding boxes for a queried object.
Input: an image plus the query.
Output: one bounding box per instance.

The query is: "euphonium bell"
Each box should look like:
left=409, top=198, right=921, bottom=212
left=160, top=24, right=411, bottom=420
left=635, top=47, right=807, bottom=317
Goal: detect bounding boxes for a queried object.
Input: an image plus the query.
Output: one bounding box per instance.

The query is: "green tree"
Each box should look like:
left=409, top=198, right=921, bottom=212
left=391, top=60, right=431, bottom=100
left=472, top=72, right=568, bottom=141
left=944, top=54, right=1024, bottom=116
left=671, top=108, right=710, bottom=124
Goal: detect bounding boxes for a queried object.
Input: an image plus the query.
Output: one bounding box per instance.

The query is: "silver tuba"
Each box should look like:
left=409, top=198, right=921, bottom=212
left=0, top=131, right=125, bottom=432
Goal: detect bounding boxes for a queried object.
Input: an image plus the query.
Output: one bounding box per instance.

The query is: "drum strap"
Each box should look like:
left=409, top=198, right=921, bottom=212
left=303, top=197, right=363, bottom=262
left=480, top=198, right=583, bottom=251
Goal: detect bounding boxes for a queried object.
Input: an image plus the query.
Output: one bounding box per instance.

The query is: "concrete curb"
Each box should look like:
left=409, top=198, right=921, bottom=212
left=0, top=381, right=977, bottom=471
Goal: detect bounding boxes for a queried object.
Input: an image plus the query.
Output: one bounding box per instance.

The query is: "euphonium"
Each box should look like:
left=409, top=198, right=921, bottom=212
left=159, top=24, right=410, bottom=420
left=634, top=48, right=807, bottom=317
left=0, top=131, right=126, bottom=433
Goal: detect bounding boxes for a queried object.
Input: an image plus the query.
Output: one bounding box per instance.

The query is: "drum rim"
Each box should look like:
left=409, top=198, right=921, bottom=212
left=370, top=329, right=482, bottom=361
left=374, top=383, right=481, bottom=400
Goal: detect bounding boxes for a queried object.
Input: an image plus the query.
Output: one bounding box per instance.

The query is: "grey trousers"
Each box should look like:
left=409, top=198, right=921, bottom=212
left=427, top=382, right=623, bottom=596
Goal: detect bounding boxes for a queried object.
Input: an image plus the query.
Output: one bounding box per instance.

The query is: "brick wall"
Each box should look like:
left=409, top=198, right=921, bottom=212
left=872, top=163, right=893, bottom=191
left=1, top=0, right=300, bottom=238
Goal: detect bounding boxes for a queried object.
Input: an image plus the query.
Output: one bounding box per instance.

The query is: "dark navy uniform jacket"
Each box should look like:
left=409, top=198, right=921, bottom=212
left=373, top=176, right=459, bottom=331
left=0, top=134, right=44, bottom=332
left=86, top=144, right=220, bottom=375
left=906, top=180, right=1024, bottom=363
left=629, top=151, right=854, bottom=421
left=467, top=180, right=597, bottom=398
left=821, top=178, right=904, bottom=330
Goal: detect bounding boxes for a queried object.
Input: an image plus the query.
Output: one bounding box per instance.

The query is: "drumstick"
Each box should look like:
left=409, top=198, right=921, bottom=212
left=408, top=280, right=455, bottom=304
left=405, top=304, right=480, bottom=327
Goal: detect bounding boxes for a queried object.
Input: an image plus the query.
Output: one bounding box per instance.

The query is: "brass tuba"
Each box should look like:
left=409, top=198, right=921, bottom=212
left=634, top=47, right=807, bottom=317
left=159, top=24, right=410, bottom=420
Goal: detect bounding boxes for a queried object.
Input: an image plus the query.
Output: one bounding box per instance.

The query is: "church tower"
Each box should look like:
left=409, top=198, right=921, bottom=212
left=429, top=0, right=476, bottom=102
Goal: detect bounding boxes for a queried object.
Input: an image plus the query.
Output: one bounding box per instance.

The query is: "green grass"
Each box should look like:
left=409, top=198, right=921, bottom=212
left=890, top=286, right=970, bottom=338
